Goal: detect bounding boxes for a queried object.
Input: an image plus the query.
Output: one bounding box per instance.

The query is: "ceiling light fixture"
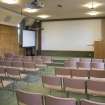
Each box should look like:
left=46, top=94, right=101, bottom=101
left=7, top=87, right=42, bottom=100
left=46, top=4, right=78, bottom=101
left=37, top=14, right=51, bottom=19
left=85, top=0, right=102, bottom=16
left=83, top=1, right=102, bottom=9
left=87, top=11, right=100, bottom=16
left=1, top=0, right=19, bottom=4
left=23, top=8, right=39, bottom=13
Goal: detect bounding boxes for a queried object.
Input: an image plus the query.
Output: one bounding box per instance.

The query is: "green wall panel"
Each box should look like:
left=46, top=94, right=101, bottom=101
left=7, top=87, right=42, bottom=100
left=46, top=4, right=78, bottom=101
left=41, top=50, right=94, bottom=57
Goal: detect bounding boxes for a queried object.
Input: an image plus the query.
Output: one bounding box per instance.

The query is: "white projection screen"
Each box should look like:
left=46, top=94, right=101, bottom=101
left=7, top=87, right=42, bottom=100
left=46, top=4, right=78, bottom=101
left=22, top=30, right=35, bottom=47
left=42, top=19, right=102, bottom=51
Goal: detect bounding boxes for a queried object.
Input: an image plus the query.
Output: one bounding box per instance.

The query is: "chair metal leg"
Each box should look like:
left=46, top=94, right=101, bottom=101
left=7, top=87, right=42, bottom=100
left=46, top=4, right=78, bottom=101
left=49, top=89, right=52, bottom=95
left=1, top=79, right=4, bottom=88
left=86, top=93, right=90, bottom=100
left=66, top=91, right=70, bottom=98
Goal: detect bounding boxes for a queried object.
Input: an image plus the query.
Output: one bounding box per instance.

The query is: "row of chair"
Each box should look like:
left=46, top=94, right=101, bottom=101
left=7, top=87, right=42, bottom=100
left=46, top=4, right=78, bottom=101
left=1, top=56, right=105, bottom=70
left=42, top=76, right=105, bottom=97
left=2, top=52, right=104, bottom=62
left=0, top=67, right=27, bottom=79
left=65, top=58, right=105, bottom=63
left=0, top=55, right=53, bottom=64
left=0, top=61, right=42, bottom=73
left=55, top=68, right=105, bottom=80
left=0, top=55, right=52, bottom=72
left=0, top=60, right=47, bottom=69
left=1, top=56, right=105, bottom=65
left=0, top=67, right=27, bottom=88
left=2, top=55, right=105, bottom=64
left=0, top=56, right=49, bottom=88
left=64, top=61, right=105, bottom=70
left=16, top=90, right=105, bottom=105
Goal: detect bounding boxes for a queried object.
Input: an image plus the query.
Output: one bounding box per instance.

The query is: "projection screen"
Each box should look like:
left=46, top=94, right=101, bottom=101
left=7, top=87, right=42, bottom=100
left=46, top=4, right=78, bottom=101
left=42, top=19, right=102, bottom=51
left=22, top=30, right=35, bottom=47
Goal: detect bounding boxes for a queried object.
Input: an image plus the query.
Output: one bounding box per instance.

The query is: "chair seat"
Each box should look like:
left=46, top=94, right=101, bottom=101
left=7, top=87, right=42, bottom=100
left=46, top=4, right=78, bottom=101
left=44, top=84, right=62, bottom=90
left=18, top=102, right=26, bottom=105
left=65, top=87, right=85, bottom=94
left=88, top=89, right=105, bottom=96
left=24, top=68, right=40, bottom=72
left=36, top=64, right=47, bottom=68
left=0, top=74, right=5, bottom=77
left=56, top=75, right=70, bottom=78
left=90, top=77, right=105, bottom=82
left=0, top=80, right=13, bottom=88
left=80, top=99, right=105, bottom=105
left=72, top=76, right=88, bottom=80
left=8, top=74, right=27, bottom=80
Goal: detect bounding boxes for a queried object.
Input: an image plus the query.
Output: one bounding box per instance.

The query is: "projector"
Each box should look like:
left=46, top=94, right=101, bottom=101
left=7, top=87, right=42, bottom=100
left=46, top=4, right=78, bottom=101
left=27, top=0, right=45, bottom=9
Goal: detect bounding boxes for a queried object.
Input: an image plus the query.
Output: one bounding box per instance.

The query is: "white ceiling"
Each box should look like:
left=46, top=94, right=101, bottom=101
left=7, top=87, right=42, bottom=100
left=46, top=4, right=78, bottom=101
left=0, top=0, right=105, bottom=26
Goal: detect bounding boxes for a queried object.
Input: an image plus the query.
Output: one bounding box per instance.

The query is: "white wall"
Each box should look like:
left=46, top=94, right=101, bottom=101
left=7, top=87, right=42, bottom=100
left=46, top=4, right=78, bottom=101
left=42, top=19, right=102, bottom=51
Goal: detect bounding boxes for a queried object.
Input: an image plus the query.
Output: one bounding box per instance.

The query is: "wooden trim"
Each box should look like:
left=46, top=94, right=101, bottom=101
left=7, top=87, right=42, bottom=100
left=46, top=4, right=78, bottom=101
left=0, top=24, right=17, bottom=28
left=41, top=17, right=105, bottom=22
left=37, top=21, right=42, bottom=55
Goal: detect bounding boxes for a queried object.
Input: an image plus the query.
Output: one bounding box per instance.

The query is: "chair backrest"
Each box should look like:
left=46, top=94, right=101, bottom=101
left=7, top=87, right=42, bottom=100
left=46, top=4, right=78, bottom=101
left=42, top=76, right=62, bottom=90
left=64, top=60, right=77, bottom=69
left=0, top=58, right=5, bottom=65
left=55, top=68, right=71, bottom=78
left=90, top=70, right=105, bottom=79
left=45, top=95, right=76, bottom=105
left=91, top=62, right=104, bottom=70
left=23, top=56, right=33, bottom=62
left=16, top=90, right=43, bottom=105
left=33, top=57, right=44, bottom=64
left=0, top=67, right=6, bottom=77
left=6, top=68, right=20, bottom=79
left=80, top=58, right=91, bottom=62
left=42, top=56, right=52, bottom=64
left=87, top=80, right=105, bottom=96
left=77, top=62, right=91, bottom=70
left=23, top=62, right=35, bottom=68
left=12, top=61, right=23, bottom=68
left=4, top=61, right=12, bottom=66
left=72, top=70, right=89, bottom=79
left=80, top=99, right=105, bottom=105
left=63, top=78, right=86, bottom=94
left=4, top=53, right=15, bottom=58
left=69, top=57, right=80, bottom=62
left=5, top=57, right=13, bottom=62
left=92, top=58, right=103, bottom=63
left=13, top=56, right=23, bottom=62
left=33, top=56, right=42, bottom=60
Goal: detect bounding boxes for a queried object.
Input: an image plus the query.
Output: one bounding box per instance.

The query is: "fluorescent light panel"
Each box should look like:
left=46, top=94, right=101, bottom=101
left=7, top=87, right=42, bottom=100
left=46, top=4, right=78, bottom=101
left=37, top=14, right=51, bottom=19
left=1, top=0, right=19, bottom=4
left=83, top=2, right=102, bottom=9
left=23, top=8, right=39, bottom=13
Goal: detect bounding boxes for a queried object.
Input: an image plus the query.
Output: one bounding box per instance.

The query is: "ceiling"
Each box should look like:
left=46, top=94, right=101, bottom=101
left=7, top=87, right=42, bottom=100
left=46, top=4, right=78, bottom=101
left=0, top=0, right=105, bottom=26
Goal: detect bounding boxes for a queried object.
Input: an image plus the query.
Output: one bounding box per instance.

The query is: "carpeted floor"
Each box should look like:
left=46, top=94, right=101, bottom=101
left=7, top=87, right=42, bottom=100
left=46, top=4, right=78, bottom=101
left=0, top=66, right=105, bottom=105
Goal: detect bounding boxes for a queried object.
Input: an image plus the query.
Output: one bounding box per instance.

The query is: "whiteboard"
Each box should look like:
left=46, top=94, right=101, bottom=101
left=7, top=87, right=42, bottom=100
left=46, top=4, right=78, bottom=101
left=22, top=30, right=35, bottom=47
left=42, top=19, right=102, bottom=51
